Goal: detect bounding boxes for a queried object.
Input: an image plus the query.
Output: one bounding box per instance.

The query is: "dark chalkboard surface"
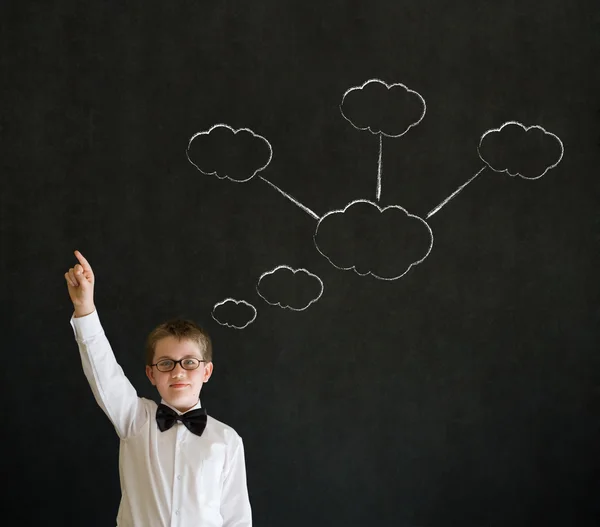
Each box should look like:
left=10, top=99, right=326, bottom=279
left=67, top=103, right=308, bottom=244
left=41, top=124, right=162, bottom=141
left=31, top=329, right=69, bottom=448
left=2, top=1, right=600, bottom=525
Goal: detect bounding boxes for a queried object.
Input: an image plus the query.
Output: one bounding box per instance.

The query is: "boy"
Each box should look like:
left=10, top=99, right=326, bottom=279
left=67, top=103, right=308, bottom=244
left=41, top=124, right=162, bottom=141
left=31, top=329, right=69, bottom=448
left=65, top=250, right=252, bottom=527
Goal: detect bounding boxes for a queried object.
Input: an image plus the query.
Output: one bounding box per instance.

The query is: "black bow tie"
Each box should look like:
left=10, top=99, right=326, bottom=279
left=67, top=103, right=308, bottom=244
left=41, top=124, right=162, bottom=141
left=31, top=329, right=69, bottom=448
left=156, top=404, right=208, bottom=437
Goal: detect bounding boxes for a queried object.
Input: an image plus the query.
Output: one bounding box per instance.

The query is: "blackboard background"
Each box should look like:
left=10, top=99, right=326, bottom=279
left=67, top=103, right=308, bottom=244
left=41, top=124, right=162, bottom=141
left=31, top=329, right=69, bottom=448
left=2, top=1, right=600, bottom=526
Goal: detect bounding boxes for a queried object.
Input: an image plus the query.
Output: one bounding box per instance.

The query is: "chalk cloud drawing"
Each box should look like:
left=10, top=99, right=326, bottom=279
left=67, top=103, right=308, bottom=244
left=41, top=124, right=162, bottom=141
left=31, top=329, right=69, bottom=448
left=314, top=200, right=433, bottom=281
left=340, top=78, right=426, bottom=202
left=187, top=124, right=272, bottom=182
left=478, top=121, right=564, bottom=179
left=187, top=123, right=320, bottom=220
left=257, top=265, right=324, bottom=310
left=212, top=298, right=257, bottom=329
left=426, top=121, right=564, bottom=218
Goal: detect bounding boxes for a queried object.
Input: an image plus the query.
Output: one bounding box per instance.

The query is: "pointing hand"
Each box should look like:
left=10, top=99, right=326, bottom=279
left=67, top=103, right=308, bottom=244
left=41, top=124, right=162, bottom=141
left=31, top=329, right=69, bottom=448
left=65, top=250, right=96, bottom=317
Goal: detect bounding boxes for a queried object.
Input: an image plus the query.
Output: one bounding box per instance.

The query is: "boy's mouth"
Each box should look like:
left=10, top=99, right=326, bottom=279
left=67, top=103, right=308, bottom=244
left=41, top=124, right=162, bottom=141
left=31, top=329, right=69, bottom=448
left=170, top=383, right=189, bottom=389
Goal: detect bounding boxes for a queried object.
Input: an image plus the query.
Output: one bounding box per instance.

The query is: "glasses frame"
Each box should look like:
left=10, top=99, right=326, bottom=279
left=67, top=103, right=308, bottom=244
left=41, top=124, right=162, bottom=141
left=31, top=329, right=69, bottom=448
left=151, top=358, right=207, bottom=372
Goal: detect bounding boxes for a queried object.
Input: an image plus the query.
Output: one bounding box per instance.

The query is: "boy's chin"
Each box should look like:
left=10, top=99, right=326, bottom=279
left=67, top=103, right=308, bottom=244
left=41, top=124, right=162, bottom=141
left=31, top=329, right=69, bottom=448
left=160, top=389, right=200, bottom=411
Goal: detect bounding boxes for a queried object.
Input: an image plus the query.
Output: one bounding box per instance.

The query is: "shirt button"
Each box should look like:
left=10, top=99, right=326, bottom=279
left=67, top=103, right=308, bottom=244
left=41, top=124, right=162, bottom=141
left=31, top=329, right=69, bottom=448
left=175, top=510, right=179, bottom=515
left=177, top=475, right=182, bottom=480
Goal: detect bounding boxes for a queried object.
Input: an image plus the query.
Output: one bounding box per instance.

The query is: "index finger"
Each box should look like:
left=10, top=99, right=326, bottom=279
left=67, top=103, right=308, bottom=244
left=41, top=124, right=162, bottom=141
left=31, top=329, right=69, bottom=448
left=74, top=250, right=93, bottom=272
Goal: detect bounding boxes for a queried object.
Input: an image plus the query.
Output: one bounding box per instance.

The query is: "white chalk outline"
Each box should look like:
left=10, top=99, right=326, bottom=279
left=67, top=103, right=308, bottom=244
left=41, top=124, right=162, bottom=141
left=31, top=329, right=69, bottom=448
left=211, top=298, right=257, bottom=329
left=186, top=124, right=273, bottom=183
left=314, top=199, right=433, bottom=281
left=256, top=265, right=324, bottom=311
left=427, top=121, right=564, bottom=218
left=340, top=78, right=427, bottom=202
left=478, top=120, right=564, bottom=179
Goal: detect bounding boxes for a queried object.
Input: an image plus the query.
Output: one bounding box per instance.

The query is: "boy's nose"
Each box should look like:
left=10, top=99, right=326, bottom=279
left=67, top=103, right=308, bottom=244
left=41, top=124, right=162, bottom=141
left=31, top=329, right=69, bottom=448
left=171, top=364, right=185, bottom=375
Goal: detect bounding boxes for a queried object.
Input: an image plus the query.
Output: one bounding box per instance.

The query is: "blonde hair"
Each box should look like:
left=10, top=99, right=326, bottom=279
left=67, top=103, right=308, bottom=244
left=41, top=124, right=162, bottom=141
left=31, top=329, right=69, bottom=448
left=146, top=319, right=213, bottom=365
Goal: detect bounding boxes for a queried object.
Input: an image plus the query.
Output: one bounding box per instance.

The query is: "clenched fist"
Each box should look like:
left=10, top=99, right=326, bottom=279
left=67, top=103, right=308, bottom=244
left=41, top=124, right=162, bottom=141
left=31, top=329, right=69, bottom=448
left=65, top=250, right=96, bottom=318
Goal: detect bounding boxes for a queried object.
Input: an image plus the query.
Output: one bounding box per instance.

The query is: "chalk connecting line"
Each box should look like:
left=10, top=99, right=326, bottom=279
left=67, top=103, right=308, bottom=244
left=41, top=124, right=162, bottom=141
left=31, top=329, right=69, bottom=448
left=258, top=175, right=320, bottom=220
left=426, top=167, right=487, bottom=219
left=427, top=121, right=564, bottom=219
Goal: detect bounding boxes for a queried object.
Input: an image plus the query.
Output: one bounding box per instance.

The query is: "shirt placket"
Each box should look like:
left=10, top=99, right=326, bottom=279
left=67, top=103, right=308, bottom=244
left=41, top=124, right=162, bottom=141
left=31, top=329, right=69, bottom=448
left=170, top=422, right=186, bottom=525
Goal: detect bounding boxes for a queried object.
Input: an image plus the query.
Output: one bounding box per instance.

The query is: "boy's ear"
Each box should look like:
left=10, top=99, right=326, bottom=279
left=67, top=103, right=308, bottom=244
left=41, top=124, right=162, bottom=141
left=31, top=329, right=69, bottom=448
left=145, top=365, right=156, bottom=385
left=203, top=362, right=214, bottom=383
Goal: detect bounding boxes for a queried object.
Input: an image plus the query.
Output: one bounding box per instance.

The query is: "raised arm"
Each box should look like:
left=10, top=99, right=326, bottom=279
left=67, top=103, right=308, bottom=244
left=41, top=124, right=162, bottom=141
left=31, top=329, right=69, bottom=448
left=65, top=250, right=147, bottom=438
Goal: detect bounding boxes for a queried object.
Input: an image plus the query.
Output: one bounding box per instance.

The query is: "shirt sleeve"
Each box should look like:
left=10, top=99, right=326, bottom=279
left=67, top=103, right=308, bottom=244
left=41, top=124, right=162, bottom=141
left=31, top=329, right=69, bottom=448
left=70, top=309, right=148, bottom=439
left=221, top=434, right=252, bottom=527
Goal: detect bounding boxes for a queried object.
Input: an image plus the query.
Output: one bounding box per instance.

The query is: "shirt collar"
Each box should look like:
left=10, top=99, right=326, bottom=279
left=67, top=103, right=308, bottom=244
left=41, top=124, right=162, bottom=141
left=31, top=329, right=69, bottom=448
left=160, top=398, right=202, bottom=415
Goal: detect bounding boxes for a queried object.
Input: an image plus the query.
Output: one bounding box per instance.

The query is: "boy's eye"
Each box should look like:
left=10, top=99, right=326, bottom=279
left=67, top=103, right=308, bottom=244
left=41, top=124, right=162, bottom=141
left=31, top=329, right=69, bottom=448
left=183, top=359, right=198, bottom=366
left=159, top=360, right=174, bottom=368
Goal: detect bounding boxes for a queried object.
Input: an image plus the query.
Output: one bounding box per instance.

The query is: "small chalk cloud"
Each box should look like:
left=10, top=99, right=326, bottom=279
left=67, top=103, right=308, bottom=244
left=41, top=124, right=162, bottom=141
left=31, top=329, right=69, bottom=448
left=257, top=265, right=324, bottom=311
left=340, top=78, right=426, bottom=137
left=187, top=124, right=273, bottom=182
left=314, top=200, right=433, bottom=280
left=212, top=298, right=257, bottom=329
left=478, top=121, right=564, bottom=180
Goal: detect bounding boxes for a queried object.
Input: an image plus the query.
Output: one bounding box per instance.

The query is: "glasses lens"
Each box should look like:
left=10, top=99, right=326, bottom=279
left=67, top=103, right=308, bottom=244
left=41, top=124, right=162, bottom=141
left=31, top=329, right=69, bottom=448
left=182, top=358, right=200, bottom=370
left=157, top=360, right=174, bottom=372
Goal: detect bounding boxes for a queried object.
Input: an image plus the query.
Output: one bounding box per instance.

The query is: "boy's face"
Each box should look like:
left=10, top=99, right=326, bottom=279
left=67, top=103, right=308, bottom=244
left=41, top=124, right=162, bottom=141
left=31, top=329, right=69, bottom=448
left=145, top=336, right=213, bottom=413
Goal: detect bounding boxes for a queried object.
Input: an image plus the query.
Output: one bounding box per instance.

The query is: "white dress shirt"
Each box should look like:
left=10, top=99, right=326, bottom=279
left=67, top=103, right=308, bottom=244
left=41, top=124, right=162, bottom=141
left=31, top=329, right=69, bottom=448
left=71, top=310, right=252, bottom=527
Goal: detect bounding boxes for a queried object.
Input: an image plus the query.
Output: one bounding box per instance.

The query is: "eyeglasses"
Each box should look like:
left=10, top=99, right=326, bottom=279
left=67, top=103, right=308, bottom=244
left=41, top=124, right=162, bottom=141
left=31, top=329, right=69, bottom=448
left=151, top=358, right=206, bottom=372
